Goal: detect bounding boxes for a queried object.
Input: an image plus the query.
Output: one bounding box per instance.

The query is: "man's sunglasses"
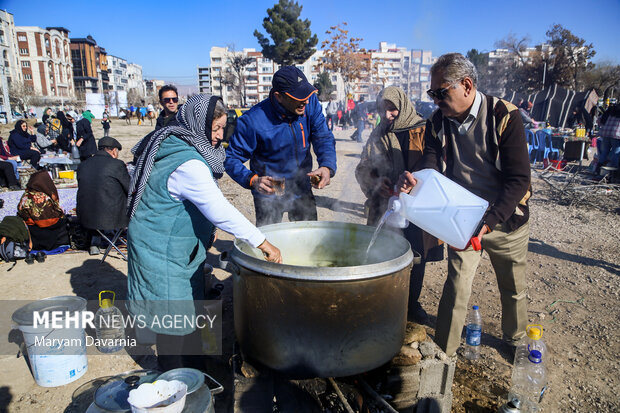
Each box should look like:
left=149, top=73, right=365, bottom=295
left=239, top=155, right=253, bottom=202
left=426, top=84, right=455, bottom=100
left=162, top=97, right=179, bottom=104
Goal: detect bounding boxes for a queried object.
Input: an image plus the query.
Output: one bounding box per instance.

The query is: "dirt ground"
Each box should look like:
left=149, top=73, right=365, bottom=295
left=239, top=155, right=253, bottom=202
left=0, top=119, right=618, bottom=412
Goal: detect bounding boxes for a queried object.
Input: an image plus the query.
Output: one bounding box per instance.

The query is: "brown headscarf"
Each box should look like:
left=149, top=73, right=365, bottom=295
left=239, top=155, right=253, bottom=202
left=377, top=86, right=422, bottom=133
left=356, top=87, right=425, bottom=220
left=17, top=171, right=64, bottom=227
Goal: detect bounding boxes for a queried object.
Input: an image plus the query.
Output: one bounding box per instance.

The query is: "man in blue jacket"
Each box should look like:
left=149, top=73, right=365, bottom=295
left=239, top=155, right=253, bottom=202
left=225, top=66, right=337, bottom=226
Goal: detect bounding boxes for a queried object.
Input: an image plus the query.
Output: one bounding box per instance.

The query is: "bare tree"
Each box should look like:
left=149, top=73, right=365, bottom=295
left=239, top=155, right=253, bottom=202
left=321, top=22, right=368, bottom=96
left=227, top=50, right=253, bottom=107
left=581, top=62, right=620, bottom=99
left=8, top=81, right=36, bottom=113
left=127, top=88, right=142, bottom=106
left=495, top=33, right=531, bottom=65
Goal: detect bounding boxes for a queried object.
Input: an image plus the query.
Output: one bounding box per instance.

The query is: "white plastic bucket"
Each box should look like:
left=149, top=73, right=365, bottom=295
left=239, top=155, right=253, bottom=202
left=12, top=296, right=89, bottom=387
left=394, top=169, right=489, bottom=249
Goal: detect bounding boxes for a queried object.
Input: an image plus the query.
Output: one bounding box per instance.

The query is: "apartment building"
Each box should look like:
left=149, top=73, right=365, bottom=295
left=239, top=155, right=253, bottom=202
left=15, top=25, right=74, bottom=100
left=70, top=35, right=107, bottom=95
left=0, top=10, right=20, bottom=117
left=208, top=46, right=280, bottom=107
left=127, top=62, right=144, bottom=94
left=202, top=42, right=435, bottom=107
left=367, top=42, right=434, bottom=102
left=197, top=66, right=211, bottom=94
left=206, top=47, right=334, bottom=107
left=107, top=55, right=128, bottom=91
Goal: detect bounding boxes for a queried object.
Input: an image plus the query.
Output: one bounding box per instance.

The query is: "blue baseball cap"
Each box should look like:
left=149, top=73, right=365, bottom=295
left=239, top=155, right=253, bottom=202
left=272, top=66, right=317, bottom=101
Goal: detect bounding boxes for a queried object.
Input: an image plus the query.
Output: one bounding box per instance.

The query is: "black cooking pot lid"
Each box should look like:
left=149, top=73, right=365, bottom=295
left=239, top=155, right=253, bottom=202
left=94, top=369, right=160, bottom=411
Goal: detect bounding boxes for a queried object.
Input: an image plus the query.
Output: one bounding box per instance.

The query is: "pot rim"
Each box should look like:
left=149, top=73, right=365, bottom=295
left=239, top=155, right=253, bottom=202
left=231, top=221, right=417, bottom=282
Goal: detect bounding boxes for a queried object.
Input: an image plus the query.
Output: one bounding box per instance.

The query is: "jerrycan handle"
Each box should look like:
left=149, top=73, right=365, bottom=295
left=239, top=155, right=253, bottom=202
left=466, top=219, right=487, bottom=251
left=469, top=236, right=482, bottom=251
left=99, top=290, right=116, bottom=307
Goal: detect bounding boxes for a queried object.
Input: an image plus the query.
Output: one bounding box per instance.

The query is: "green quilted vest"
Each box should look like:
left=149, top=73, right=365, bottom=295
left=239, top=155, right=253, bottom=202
left=127, top=136, right=215, bottom=335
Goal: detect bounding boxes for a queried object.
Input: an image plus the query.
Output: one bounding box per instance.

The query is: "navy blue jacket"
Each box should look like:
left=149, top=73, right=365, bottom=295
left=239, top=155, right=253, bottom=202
left=224, top=92, right=337, bottom=194
left=8, top=130, right=36, bottom=154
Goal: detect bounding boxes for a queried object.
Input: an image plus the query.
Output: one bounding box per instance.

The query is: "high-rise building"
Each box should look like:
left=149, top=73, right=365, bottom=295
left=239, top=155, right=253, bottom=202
left=14, top=25, right=74, bottom=100
left=0, top=10, right=20, bottom=119
left=70, top=35, right=107, bottom=96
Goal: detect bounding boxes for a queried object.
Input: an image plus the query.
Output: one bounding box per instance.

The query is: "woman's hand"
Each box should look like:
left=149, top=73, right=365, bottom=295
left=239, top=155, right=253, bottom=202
left=258, top=239, right=282, bottom=263
left=76, top=138, right=83, bottom=147
left=396, top=171, right=417, bottom=194
left=375, top=177, right=394, bottom=198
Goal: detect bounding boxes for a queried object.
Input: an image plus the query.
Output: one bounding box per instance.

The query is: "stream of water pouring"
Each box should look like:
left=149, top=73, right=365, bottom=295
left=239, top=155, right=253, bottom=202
left=364, top=208, right=394, bottom=263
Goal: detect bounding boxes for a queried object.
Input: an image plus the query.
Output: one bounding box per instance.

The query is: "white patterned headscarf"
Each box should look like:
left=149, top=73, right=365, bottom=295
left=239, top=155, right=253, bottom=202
left=127, top=94, right=226, bottom=219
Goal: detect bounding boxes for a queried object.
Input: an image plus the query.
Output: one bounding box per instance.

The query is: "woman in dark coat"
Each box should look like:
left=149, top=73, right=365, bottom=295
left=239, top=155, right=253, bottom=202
left=8, top=120, right=41, bottom=169
left=55, top=111, right=75, bottom=153
left=76, top=111, right=97, bottom=160
left=355, top=86, right=444, bottom=324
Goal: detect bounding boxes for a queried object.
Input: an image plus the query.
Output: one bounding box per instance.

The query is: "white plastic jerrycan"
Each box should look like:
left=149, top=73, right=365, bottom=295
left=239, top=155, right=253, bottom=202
left=387, top=169, right=489, bottom=250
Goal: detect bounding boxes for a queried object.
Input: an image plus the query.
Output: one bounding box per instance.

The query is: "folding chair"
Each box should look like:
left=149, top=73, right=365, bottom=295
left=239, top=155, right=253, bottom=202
left=535, top=130, right=556, bottom=164
left=526, top=129, right=535, bottom=158
left=96, top=228, right=127, bottom=263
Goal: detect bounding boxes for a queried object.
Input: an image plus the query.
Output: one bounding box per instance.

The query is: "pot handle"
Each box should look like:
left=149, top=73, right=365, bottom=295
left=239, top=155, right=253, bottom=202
left=219, top=250, right=239, bottom=274
left=203, top=372, right=224, bottom=395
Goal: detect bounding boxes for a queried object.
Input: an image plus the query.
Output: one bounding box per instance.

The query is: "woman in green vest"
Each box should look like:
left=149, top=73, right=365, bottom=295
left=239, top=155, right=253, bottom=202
left=127, top=94, right=281, bottom=370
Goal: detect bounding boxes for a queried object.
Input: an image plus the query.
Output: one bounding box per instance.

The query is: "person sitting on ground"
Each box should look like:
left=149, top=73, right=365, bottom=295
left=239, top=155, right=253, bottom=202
left=8, top=120, right=41, bottom=169
left=76, top=110, right=97, bottom=160
left=0, top=159, right=21, bottom=190
left=0, top=136, right=22, bottom=181
left=17, top=170, right=70, bottom=250
left=77, top=136, right=130, bottom=255
left=36, top=123, right=58, bottom=152
left=42, top=107, right=53, bottom=124
left=518, top=101, right=536, bottom=128
left=55, top=111, right=75, bottom=153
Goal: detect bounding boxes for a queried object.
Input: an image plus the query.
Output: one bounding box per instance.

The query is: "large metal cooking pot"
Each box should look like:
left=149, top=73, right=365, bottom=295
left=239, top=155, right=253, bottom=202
left=225, top=221, right=418, bottom=378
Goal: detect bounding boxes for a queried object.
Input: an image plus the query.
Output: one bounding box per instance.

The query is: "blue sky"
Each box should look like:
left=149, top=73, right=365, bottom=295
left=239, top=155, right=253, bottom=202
left=4, top=0, right=619, bottom=85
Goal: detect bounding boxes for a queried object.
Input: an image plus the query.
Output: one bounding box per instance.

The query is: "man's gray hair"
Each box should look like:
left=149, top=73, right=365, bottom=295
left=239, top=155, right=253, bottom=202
left=431, top=53, right=478, bottom=88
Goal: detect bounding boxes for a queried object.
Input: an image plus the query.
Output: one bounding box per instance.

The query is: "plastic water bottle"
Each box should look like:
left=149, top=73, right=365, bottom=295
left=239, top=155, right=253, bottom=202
left=508, top=350, right=548, bottom=412
left=514, top=325, right=548, bottom=365
left=497, top=397, right=523, bottom=412
left=464, top=305, right=482, bottom=360
left=95, top=290, right=125, bottom=353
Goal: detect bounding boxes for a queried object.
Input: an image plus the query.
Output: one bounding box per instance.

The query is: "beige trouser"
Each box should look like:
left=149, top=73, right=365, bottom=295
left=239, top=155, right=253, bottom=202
left=434, top=221, right=530, bottom=356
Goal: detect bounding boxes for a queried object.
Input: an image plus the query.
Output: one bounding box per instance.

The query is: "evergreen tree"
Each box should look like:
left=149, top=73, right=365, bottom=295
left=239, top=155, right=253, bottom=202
left=313, top=72, right=335, bottom=101
left=254, top=0, right=318, bottom=65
